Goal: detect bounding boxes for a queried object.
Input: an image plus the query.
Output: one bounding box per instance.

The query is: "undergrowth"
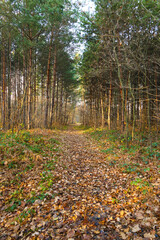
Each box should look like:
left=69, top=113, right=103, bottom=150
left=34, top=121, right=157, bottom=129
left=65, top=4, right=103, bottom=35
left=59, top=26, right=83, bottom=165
left=85, top=127, right=160, bottom=193
left=86, top=127, right=160, bottom=160
left=0, top=130, right=60, bottom=214
left=0, top=130, right=60, bottom=164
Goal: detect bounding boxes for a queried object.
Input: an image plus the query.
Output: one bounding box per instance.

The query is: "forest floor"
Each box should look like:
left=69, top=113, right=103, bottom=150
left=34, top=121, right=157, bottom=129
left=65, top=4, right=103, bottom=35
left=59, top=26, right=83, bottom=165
left=0, top=127, right=160, bottom=240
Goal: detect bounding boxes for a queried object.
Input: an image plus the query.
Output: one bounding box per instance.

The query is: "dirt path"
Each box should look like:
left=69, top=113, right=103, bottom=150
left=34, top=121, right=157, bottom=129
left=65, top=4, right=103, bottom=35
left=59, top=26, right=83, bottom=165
left=52, top=130, right=119, bottom=239
left=50, top=130, right=159, bottom=239
left=1, top=129, right=159, bottom=239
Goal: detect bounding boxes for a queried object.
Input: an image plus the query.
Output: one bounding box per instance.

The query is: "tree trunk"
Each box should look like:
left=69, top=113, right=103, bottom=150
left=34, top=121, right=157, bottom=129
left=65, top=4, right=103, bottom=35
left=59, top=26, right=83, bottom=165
left=8, top=32, right=11, bottom=129
left=138, top=72, right=142, bottom=131
left=89, top=86, right=93, bottom=125
left=50, top=46, right=57, bottom=127
left=59, top=81, right=63, bottom=124
left=23, top=43, right=26, bottom=128
left=28, top=47, right=32, bottom=129
left=129, top=73, right=135, bottom=141
left=45, top=29, right=54, bottom=128
left=117, top=92, right=120, bottom=128
left=83, top=90, right=86, bottom=125
left=108, top=67, right=112, bottom=130
left=114, top=44, right=125, bottom=132
left=155, top=65, right=158, bottom=139
left=41, top=71, right=44, bottom=128
left=146, top=69, right=152, bottom=149
left=56, top=77, right=59, bottom=122
left=64, top=93, right=68, bottom=124
left=101, top=93, right=104, bottom=128
left=2, top=35, right=6, bottom=130
left=17, top=56, right=21, bottom=120
left=33, top=53, right=37, bottom=127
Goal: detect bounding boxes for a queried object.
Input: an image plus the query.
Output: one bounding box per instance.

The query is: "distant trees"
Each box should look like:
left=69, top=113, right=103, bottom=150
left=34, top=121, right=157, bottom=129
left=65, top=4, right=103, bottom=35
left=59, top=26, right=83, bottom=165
left=0, top=0, right=78, bottom=130
left=1, top=0, right=159, bottom=134
left=80, top=0, right=160, bottom=138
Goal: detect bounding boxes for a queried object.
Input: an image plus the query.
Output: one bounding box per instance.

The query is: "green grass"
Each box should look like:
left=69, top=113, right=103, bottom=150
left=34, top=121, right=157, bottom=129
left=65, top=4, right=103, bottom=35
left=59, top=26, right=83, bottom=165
left=73, top=125, right=91, bottom=130
left=131, top=178, right=150, bottom=189
left=0, top=130, right=61, bottom=215
left=87, top=128, right=160, bottom=177
left=101, top=147, right=115, bottom=154
left=0, top=131, right=60, bottom=164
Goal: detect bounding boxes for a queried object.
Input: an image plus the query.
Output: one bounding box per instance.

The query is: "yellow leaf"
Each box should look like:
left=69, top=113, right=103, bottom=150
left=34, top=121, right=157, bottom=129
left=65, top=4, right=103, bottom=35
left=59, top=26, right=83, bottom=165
left=93, top=230, right=100, bottom=234
left=72, top=215, right=77, bottom=221
left=120, top=210, right=125, bottom=217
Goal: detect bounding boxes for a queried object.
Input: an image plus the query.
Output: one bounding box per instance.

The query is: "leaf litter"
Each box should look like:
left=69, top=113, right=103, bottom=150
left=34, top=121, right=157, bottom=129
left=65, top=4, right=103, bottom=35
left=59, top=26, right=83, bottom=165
left=0, top=128, right=159, bottom=239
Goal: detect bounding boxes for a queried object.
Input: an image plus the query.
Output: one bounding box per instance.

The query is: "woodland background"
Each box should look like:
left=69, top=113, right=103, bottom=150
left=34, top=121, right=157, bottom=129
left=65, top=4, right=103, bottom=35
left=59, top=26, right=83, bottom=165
left=0, top=0, right=160, bottom=139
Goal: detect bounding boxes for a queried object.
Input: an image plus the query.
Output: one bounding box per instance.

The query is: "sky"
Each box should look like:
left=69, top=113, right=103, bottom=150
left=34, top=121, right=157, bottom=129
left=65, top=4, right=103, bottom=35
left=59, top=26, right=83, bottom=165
left=69, top=0, right=95, bottom=56
left=79, top=0, right=95, bottom=13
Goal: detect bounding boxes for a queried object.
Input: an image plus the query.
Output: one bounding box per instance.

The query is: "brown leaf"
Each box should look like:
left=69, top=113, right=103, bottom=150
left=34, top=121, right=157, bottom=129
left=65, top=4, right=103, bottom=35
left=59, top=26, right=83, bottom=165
left=67, top=229, right=75, bottom=238
left=132, top=224, right=141, bottom=233
left=83, top=234, right=91, bottom=240
left=120, top=232, right=127, bottom=240
left=144, top=233, right=155, bottom=238
left=135, top=212, right=144, bottom=220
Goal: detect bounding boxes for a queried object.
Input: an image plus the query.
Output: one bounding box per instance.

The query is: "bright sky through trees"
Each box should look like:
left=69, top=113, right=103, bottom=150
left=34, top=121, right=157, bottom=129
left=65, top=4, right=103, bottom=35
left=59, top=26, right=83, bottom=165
left=70, top=0, right=95, bottom=55
left=72, top=0, right=95, bottom=13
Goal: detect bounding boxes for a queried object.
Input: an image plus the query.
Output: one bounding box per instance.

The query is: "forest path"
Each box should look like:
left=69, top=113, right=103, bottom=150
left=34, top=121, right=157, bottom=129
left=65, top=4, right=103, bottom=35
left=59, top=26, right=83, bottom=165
left=50, top=129, right=159, bottom=239
left=1, top=129, right=159, bottom=240
left=58, top=129, right=110, bottom=201
left=53, top=129, right=121, bottom=239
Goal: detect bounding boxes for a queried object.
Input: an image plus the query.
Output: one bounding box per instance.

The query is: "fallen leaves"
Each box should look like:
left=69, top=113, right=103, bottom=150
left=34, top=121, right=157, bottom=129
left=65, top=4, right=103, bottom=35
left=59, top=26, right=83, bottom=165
left=0, top=128, right=160, bottom=239
left=67, top=229, right=75, bottom=238
left=135, top=211, right=144, bottom=220
left=132, top=224, right=141, bottom=233
left=120, top=232, right=127, bottom=239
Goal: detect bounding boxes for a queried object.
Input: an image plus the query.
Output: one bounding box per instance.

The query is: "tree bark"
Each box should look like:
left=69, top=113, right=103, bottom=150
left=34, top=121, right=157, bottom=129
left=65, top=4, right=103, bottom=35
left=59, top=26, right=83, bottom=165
left=59, top=81, right=63, bottom=124
left=108, top=66, right=112, bottom=130
left=2, top=35, right=6, bottom=130
left=33, top=52, right=37, bottom=126
left=101, top=91, right=104, bottom=128
left=41, top=71, right=44, bottom=127
left=28, top=46, right=32, bottom=129
left=64, top=93, right=68, bottom=124
left=8, top=32, right=11, bottom=129
left=56, top=77, right=59, bottom=122
left=50, top=46, right=57, bottom=127
left=23, top=40, right=26, bottom=128
left=45, top=29, right=54, bottom=128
